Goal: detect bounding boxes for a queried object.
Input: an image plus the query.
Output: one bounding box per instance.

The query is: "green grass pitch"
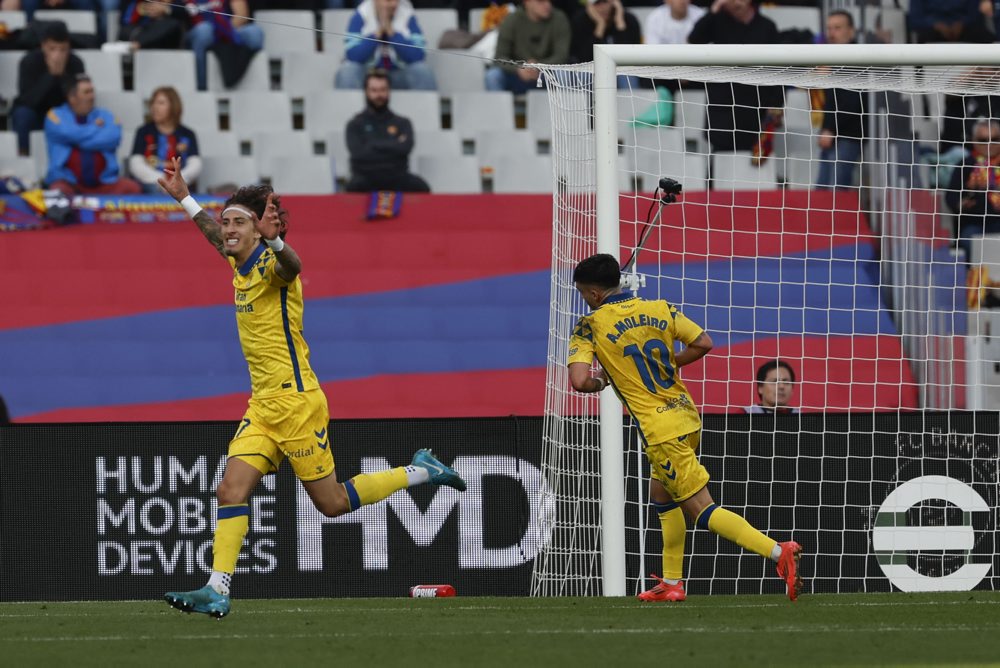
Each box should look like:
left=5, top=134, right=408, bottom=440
left=1, top=592, right=998, bottom=667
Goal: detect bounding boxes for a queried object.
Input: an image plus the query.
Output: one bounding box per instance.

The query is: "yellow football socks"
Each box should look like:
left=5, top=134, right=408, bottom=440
left=656, top=504, right=686, bottom=581
left=344, top=468, right=409, bottom=511
left=213, top=504, right=250, bottom=574
left=697, top=503, right=777, bottom=559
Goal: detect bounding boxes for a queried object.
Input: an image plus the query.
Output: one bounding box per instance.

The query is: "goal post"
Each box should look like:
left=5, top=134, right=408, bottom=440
left=533, top=44, right=1000, bottom=598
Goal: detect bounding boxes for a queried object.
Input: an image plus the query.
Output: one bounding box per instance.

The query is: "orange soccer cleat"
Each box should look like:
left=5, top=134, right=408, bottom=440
left=776, top=541, right=803, bottom=602
left=637, top=574, right=686, bottom=602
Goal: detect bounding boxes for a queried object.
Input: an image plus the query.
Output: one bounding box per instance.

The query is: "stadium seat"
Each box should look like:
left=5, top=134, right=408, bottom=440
left=248, top=130, right=314, bottom=177
left=0, top=131, right=15, bottom=155
left=758, top=6, right=821, bottom=34
left=303, top=89, right=365, bottom=139
left=450, top=91, right=515, bottom=140
left=75, top=50, right=123, bottom=93
left=199, top=155, right=260, bottom=190
left=206, top=51, right=270, bottom=92
left=0, top=51, right=21, bottom=102
left=849, top=6, right=908, bottom=43
left=412, top=129, right=462, bottom=159
left=775, top=128, right=819, bottom=189
left=711, top=151, right=778, bottom=191
left=196, top=130, right=240, bottom=158
left=106, top=9, right=119, bottom=39
left=29, top=131, right=46, bottom=175
left=425, top=49, right=486, bottom=94
left=783, top=88, right=814, bottom=135
left=320, top=9, right=354, bottom=53
left=226, top=91, right=293, bottom=134
left=526, top=89, right=553, bottom=142
left=633, top=153, right=708, bottom=192
left=675, top=86, right=708, bottom=153
left=254, top=10, right=317, bottom=54
left=416, top=155, right=481, bottom=193
left=414, top=8, right=458, bottom=50
left=475, top=130, right=537, bottom=169
left=269, top=155, right=335, bottom=194
left=0, top=10, right=27, bottom=31
left=133, top=50, right=198, bottom=99
left=177, top=91, right=221, bottom=135
left=34, top=9, right=98, bottom=35
left=491, top=155, right=553, bottom=193
left=0, top=156, right=39, bottom=185
left=95, top=90, right=145, bottom=132
left=323, top=130, right=349, bottom=180
left=280, top=52, right=340, bottom=97
left=468, top=8, right=487, bottom=32
left=623, top=127, right=686, bottom=189
left=390, top=90, right=441, bottom=131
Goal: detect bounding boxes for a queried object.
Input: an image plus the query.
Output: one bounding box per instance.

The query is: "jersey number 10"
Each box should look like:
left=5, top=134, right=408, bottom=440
left=623, top=339, right=676, bottom=393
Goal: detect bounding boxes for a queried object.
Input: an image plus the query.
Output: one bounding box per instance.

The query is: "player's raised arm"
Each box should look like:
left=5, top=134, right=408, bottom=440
left=157, top=156, right=225, bottom=257
left=255, top=193, right=301, bottom=282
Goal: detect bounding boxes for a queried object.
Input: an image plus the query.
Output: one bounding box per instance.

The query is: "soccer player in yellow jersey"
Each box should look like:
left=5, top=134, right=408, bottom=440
left=157, top=157, right=466, bottom=618
left=567, top=254, right=802, bottom=602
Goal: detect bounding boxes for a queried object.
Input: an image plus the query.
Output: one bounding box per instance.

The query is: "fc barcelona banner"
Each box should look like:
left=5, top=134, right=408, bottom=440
left=0, top=414, right=996, bottom=601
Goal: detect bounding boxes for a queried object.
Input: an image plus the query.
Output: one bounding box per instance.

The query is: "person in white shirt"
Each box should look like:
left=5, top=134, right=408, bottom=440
left=629, top=0, right=707, bottom=127
left=644, top=0, right=707, bottom=45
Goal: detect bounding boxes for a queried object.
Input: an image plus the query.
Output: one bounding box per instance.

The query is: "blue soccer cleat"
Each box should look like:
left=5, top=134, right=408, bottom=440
left=164, top=585, right=231, bottom=619
left=411, top=449, right=466, bottom=492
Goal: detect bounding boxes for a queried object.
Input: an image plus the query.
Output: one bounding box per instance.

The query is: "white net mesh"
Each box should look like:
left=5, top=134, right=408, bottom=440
left=531, top=60, right=1000, bottom=597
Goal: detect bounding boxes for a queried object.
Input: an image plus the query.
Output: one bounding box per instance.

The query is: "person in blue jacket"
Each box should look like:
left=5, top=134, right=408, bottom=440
left=334, top=0, right=437, bottom=91
left=44, top=74, right=142, bottom=196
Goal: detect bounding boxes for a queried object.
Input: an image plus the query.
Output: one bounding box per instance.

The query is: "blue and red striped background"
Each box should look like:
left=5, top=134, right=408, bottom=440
left=0, top=191, right=917, bottom=421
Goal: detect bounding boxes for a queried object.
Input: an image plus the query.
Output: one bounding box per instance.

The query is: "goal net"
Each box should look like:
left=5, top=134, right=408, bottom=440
left=531, top=45, right=1000, bottom=597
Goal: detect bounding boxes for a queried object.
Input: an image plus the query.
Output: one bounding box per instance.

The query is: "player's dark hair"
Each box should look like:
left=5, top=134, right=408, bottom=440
left=828, top=9, right=854, bottom=29
left=573, top=254, right=621, bottom=289
left=225, top=184, right=290, bottom=240
left=756, top=359, right=796, bottom=385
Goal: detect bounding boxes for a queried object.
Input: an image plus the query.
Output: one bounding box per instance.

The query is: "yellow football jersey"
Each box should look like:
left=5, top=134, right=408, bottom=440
left=228, top=244, right=320, bottom=398
left=568, top=293, right=703, bottom=444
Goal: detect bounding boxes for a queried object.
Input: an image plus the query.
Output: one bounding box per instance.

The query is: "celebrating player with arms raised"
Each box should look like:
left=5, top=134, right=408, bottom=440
left=568, top=253, right=802, bottom=602
left=157, top=157, right=465, bottom=618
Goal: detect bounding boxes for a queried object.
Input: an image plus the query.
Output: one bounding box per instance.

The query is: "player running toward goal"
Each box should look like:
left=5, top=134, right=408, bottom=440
left=157, top=157, right=466, bottom=618
left=568, top=253, right=802, bottom=602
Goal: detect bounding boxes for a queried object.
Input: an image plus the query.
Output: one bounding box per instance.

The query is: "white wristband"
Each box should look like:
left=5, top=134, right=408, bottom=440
left=180, top=195, right=202, bottom=218
left=265, top=236, right=285, bottom=252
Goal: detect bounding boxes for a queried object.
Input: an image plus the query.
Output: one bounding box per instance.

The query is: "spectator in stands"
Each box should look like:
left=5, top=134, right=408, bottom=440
left=345, top=69, right=430, bottom=192
left=185, top=1, right=264, bottom=91
left=111, top=0, right=187, bottom=52
left=644, top=0, right=706, bottom=47
left=334, top=0, right=437, bottom=91
left=630, top=0, right=707, bottom=126
left=569, top=0, right=641, bottom=66
left=485, top=0, right=571, bottom=94
left=18, top=0, right=104, bottom=46
left=909, top=0, right=993, bottom=44
left=946, top=118, right=1000, bottom=260
left=816, top=10, right=866, bottom=191
left=128, top=86, right=202, bottom=194
left=688, top=0, right=783, bottom=152
left=745, top=359, right=798, bottom=414
left=44, top=73, right=143, bottom=196
left=10, top=21, right=83, bottom=155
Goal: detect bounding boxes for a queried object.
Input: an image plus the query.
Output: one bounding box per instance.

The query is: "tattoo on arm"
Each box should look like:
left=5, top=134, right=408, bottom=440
left=273, top=243, right=302, bottom=282
left=192, top=210, right=224, bottom=257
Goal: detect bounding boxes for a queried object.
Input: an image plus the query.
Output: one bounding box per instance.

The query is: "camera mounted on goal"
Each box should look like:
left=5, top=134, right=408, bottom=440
left=620, top=177, right=683, bottom=293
